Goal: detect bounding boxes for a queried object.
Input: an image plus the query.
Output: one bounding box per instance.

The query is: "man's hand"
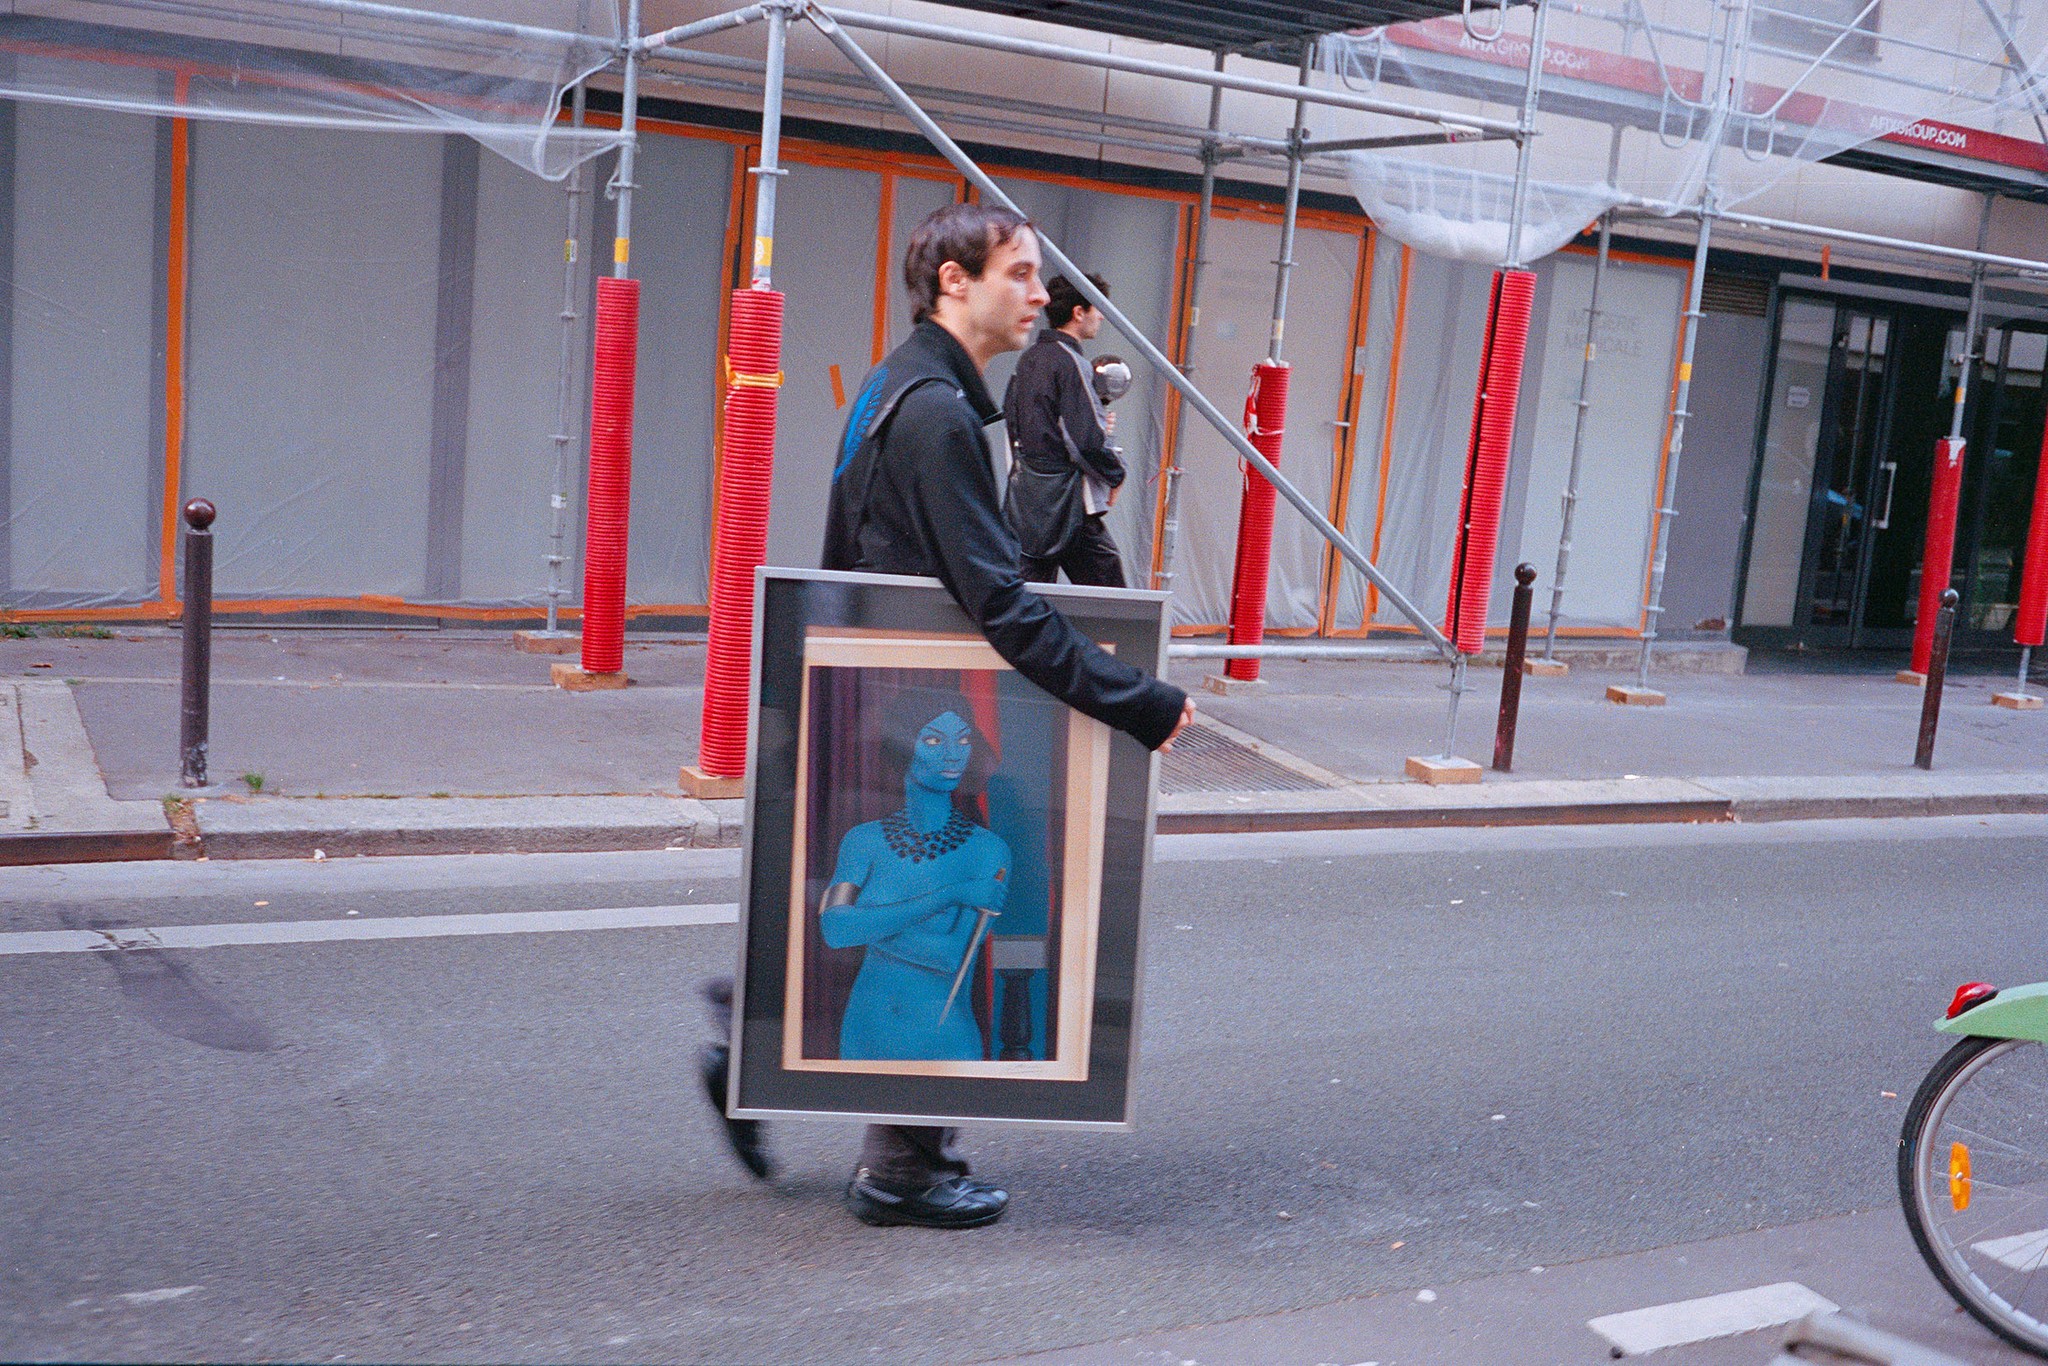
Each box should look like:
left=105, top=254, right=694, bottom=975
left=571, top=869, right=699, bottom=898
left=1108, top=484, right=1121, bottom=508
left=1157, top=697, right=1197, bottom=753
left=1104, top=411, right=1117, bottom=434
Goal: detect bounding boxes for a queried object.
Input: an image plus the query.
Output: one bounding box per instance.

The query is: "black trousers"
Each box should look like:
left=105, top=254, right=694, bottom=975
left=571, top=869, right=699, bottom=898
left=1023, top=513, right=1126, bottom=588
left=703, top=976, right=968, bottom=1189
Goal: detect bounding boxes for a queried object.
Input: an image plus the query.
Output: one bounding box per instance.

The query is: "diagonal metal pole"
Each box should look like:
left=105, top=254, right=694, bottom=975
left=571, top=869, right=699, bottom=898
left=806, top=3, right=1454, bottom=658
left=1156, top=51, right=1226, bottom=596
left=1543, top=126, right=1625, bottom=660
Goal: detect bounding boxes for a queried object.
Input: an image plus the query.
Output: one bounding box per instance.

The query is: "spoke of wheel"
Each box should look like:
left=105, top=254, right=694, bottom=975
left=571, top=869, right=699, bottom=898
left=1926, top=1044, right=2048, bottom=1344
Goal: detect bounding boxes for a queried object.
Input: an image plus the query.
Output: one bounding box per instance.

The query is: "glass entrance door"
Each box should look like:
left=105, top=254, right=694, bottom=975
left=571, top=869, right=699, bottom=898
left=1801, top=308, right=1892, bottom=639
left=1739, top=296, right=1963, bottom=647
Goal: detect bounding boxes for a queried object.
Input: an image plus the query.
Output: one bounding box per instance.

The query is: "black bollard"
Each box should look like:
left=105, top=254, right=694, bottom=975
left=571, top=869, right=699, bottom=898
left=1914, top=587, right=1960, bottom=772
left=1494, top=563, right=1538, bottom=773
left=179, top=499, right=216, bottom=789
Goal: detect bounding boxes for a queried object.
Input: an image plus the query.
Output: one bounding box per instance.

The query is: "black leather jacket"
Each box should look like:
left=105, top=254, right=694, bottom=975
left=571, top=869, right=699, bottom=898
left=822, top=321, right=1186, bottom=751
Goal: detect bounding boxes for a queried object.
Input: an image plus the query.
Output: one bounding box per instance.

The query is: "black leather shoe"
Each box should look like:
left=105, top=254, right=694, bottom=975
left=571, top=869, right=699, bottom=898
left=699, top=1045, right=774, bottom=1181
left=845, top=1169, right=1008, bottom=1229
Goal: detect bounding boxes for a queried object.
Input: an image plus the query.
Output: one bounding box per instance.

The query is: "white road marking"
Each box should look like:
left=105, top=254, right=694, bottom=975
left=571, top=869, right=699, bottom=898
left=0, top=903, right=739, bottom=956
left=1588, top=1282, right=1837, bottom=1357
left=116, top=1286, right=201, bottom=1306
left=1975, top=1228, right=2048, bottom=1271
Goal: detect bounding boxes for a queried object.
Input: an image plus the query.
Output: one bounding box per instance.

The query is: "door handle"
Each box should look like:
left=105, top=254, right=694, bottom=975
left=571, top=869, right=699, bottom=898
left=1874, top=460, right=1899, bottom=530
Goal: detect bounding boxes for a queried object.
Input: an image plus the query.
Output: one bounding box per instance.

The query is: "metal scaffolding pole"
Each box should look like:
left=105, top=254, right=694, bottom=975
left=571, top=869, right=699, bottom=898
left=1501, top=0, right=1550, bottom=274
left=610, top=0, right=644, bottom=279
left=1634, top=0, right=1751, bottom=693
left=1542, top=127, right=1625, bottom=661
left=806, top=3, right=1456, bottom=657
left=1156, top=51, right=1225, bottom=596
left=1267, top=43, right=1312, bottom=366
left=1951, top=195, right=1997, bottom=454
left=751, top=2, right=792, bottom=287
left=542, top=79, right=590, bottom=636
left=1440, top=0, right=1549, bottom=760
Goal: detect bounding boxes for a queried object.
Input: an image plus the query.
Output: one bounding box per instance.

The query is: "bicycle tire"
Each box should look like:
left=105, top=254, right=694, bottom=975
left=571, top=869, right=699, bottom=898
left=1899, top=1034, right=2048, bottom=1358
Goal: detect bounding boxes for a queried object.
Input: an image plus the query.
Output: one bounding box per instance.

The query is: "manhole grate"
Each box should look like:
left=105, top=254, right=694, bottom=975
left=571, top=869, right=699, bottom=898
left=1159, top=721, right=1341, bottom=795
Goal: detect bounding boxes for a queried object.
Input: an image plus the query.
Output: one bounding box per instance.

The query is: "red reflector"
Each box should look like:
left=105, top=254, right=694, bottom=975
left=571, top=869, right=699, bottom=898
left=1948, top=982, right=1999, bottom=1019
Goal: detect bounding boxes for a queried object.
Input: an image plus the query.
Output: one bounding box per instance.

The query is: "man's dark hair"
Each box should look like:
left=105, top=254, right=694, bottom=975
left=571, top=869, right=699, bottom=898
left=903, top=202, right=1031, bottom=325
left=1045, top=272, right=1108, bottom=329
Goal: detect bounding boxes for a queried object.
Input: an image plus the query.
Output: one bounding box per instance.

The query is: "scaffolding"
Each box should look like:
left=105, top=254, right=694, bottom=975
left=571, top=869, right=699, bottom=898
left=6, top=0, right=2048, bottom=758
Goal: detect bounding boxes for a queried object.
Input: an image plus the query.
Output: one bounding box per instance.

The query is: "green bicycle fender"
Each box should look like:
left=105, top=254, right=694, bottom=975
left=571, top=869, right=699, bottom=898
left=1938, top=982, right=2048, bottom=1042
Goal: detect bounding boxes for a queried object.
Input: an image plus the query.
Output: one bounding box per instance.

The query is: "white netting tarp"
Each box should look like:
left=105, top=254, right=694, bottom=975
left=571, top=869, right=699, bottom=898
left=0, top=0, right=624, bottom=179
left=1325, top=1, right=2048, bottom=262
left=1341, top=155, right=1622, bottom=265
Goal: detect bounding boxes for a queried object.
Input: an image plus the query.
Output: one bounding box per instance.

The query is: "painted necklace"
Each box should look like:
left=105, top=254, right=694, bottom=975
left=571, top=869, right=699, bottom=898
left=880, top=809, right=973, bottom=863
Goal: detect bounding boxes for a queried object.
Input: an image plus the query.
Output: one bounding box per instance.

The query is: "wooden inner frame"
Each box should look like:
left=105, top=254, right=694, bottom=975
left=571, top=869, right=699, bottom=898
left=780, top=632, right=1112, bottom=1082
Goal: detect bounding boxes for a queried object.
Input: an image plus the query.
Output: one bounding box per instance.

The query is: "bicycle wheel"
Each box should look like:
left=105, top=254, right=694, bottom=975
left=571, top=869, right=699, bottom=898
left=1899, top=1035, right=2048, bottom=1358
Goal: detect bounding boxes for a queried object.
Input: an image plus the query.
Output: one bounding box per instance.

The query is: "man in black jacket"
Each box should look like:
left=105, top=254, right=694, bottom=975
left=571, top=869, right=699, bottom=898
left=703, top=202, right=1193, bottom=1232
left=1003, top=272, right=1128, bottom=587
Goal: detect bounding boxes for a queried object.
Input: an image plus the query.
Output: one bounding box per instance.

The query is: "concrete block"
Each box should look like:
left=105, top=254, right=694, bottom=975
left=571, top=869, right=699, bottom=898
left=1202, top=673, right=1269, bottom=696
left=1404, top=755, right=1482, bottom=785
left=1606, top=685, right=1666, bottom=706
left=1895, top=670, right=1927, bottom=686
left=1521, top=658, right=1569, bottom=678
left=681, top=765, right=747, bottom=799
left=551, top=663, right=629, bottom=691
left=1993, top=691, right=2044, bottom=711
left=514, top=630, right=580, bottom=656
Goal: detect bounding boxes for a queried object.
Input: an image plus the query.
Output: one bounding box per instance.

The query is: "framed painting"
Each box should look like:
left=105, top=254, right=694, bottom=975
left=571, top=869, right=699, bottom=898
left=727, top=568, right=1168, bottom=1130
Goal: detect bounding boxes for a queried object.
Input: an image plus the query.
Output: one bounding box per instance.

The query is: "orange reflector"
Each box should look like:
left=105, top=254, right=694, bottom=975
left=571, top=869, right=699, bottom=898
left=1951, top=1142, right=1973, bottom=1212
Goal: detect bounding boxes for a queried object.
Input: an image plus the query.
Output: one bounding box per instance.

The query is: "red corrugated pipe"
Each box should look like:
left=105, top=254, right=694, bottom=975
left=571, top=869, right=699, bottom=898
left=1224, top=361, right=1291, bottom=682
left=580, top=277, right=640, bottom=675
left=1443, top=269, right=1536, bottom=656
left=2015, top=437, right=2048, bottom=649
left=698, top=287, right=786, bottom=778
left=1911, top=437, right=1968, bottom=675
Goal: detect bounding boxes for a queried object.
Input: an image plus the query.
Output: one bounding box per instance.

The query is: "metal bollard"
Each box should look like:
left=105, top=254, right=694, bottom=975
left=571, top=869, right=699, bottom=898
left=179, top=499, right=216, bottom=789
left=1494, top=563, right=1537, bottom=773
left=1914, top=587, right=1960, bottom=772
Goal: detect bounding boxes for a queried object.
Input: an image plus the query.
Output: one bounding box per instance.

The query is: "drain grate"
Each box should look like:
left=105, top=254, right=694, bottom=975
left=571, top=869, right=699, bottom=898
left=1159, top=720, right=1342, bottom=795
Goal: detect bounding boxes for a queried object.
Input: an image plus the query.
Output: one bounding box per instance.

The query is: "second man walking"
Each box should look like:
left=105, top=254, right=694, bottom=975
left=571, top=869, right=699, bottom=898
left=1003, top=272, right=1128, bottom=587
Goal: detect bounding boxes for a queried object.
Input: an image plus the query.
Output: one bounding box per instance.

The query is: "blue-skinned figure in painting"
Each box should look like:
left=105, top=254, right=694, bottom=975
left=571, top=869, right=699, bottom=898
left=819, top=707, right=1011, bottom=1062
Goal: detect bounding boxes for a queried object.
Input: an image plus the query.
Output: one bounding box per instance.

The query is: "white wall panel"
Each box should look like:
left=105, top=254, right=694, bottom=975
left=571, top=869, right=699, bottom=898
left=7, top=99, right=158, bottom=605
left=185, top=124, right=439, bottom=598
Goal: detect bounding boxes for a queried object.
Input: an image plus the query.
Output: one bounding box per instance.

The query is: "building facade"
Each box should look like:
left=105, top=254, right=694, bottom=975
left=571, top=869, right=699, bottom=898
left=3, top=3, right=2045, bottom=651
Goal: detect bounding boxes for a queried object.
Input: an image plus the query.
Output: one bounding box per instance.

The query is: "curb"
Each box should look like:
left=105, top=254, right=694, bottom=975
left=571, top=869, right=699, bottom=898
left=7, top=779, right=2045, bottom=866
left=1157, top=797, right=1734, bottom=834
left=186, top=794, right=745, bottom=861
left=0, top=829, right=173, bottom=866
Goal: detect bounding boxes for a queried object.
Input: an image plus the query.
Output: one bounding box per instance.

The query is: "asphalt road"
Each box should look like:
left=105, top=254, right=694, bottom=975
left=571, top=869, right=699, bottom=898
left=4, top=815, right=2046, bottom=1364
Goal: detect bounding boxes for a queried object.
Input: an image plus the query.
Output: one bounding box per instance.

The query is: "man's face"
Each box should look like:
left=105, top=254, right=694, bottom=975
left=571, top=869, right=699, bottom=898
left=948, top=228, right=1050, bottom=362
left=1071, top=303, right=1103, bottom=341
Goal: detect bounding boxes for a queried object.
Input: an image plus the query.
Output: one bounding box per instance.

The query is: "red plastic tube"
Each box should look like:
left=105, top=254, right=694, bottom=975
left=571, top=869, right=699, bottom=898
left=1911, top=437, right=1968, bottom=674
left=1224, top=361, right=1291, bottom=682
left=2015, top=438, right=2048, bottom=649
left=1443, top=269, right=1536, bottom=656
left=580, top=276, right=640, bottom=676
left=699, top=287, right=786, bottom=779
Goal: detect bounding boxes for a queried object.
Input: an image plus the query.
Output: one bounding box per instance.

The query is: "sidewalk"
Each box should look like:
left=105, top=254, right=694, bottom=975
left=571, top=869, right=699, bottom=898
left=1, top=627, right=2043, bottom=862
